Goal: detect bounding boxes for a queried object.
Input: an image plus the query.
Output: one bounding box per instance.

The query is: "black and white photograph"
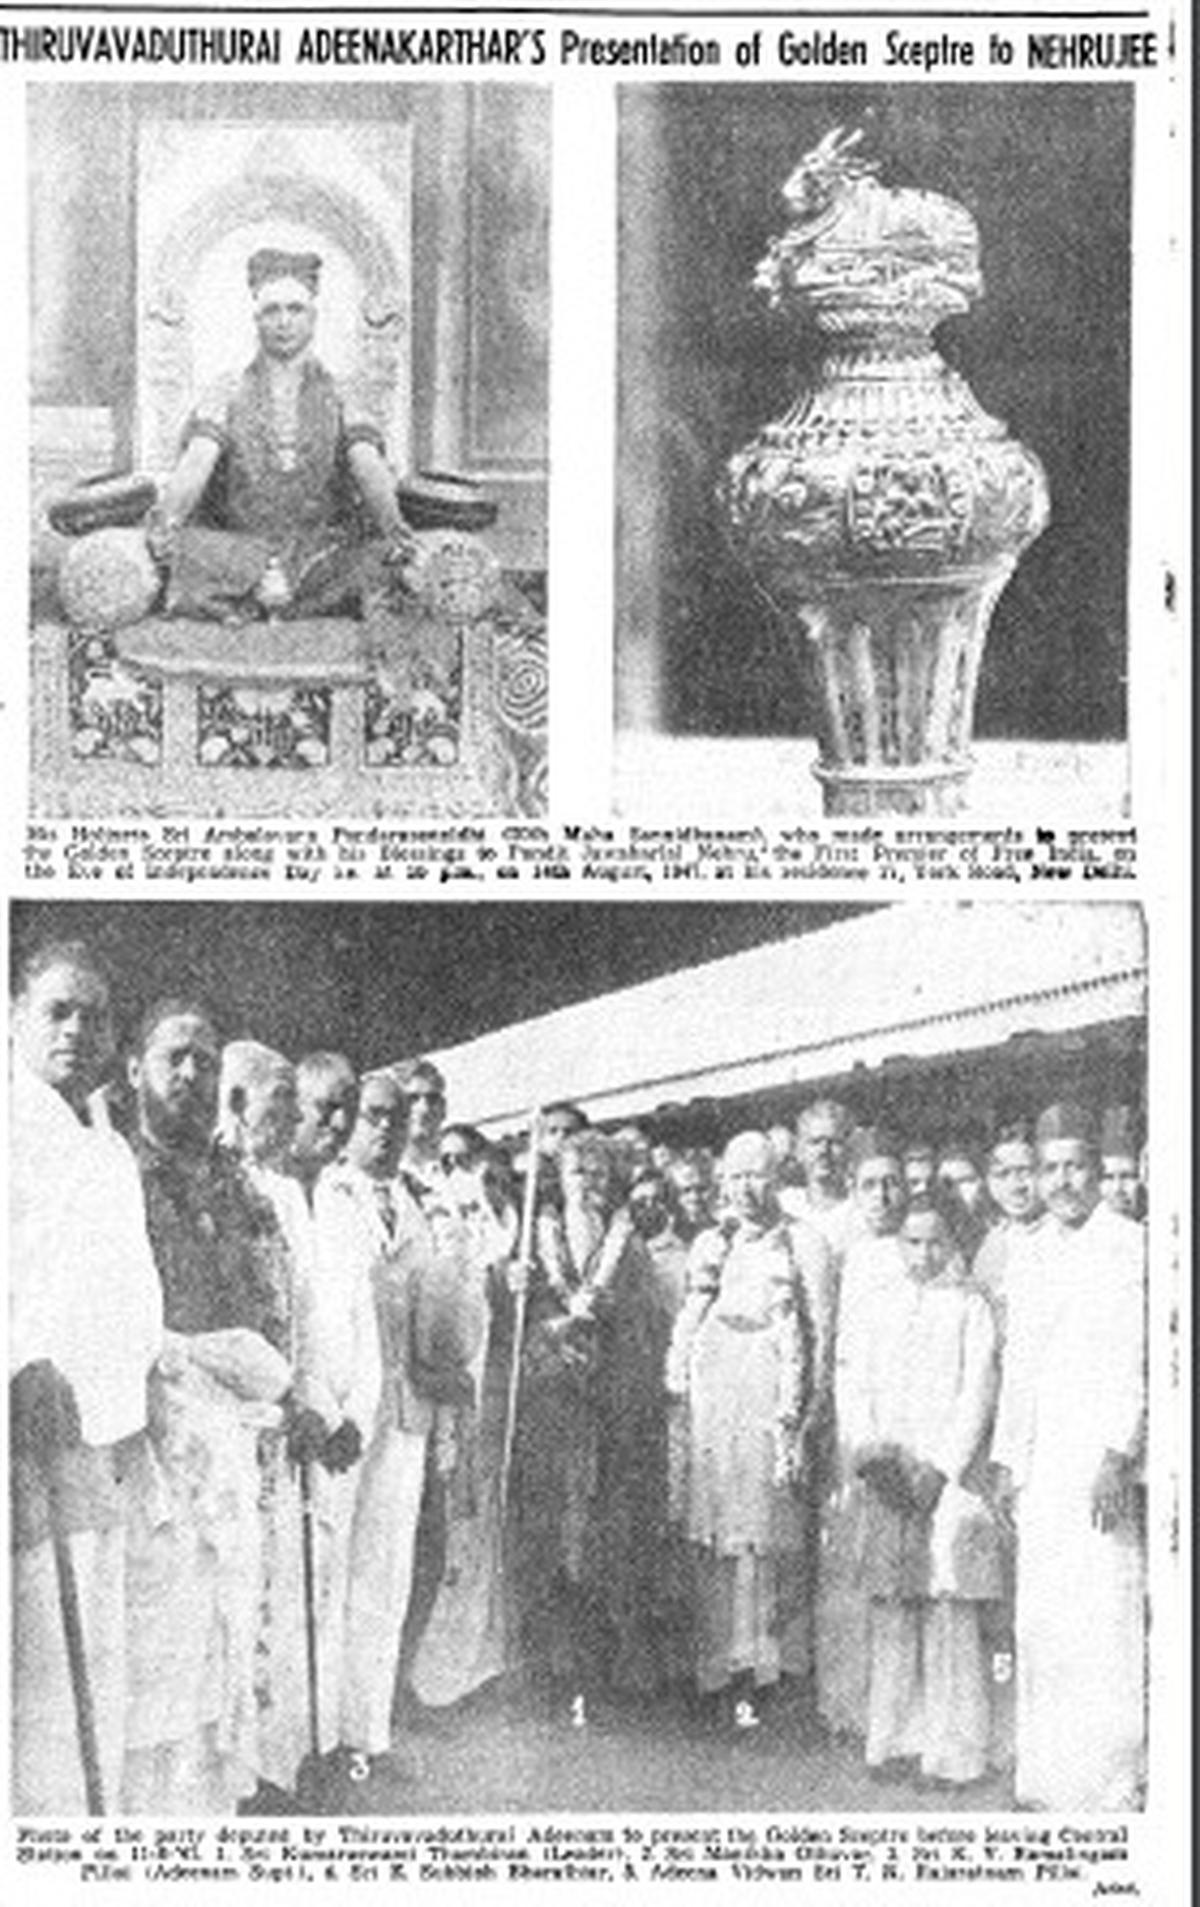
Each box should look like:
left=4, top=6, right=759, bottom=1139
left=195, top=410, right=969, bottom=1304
left=0, top=5, right=1189, bottom=1904
left=9, top=899, right=1151, bottom=1818
left=616, top=85, right=1134, bottom=822
left=27, top=83, right=549, bottom=819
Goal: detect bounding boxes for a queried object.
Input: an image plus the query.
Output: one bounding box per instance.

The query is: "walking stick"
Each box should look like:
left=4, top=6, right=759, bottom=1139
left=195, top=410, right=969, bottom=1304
left=499, top=1109, right=541, bottom=1522
left=295, top=1456, right=323, bottom=1806
left=45, top=1462, right=105, bottom=1815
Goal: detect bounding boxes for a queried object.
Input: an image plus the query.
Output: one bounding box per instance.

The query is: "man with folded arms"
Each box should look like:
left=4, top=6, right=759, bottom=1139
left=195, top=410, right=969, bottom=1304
left=840, top=1199, right=1000, bottom=1785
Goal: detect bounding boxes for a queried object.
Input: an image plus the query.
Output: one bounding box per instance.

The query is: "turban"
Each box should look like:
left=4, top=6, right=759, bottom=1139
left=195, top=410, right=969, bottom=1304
left=247, top=248, right=322, bottom=298
left=1034, top=1101, right=1097, bottom=1150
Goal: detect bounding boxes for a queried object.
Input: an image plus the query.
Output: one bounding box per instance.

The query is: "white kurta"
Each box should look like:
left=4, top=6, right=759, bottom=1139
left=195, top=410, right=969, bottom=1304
left=314, top=1164, right=433, bottom=1754
left=971, top=1213, right=1046, bottom=1349
left=250, top=1165, right=385, bottom=1776
left=837, top=1271, right=997, bottom=1495
left=816, top=1230, right=906, bottom=1738
left=9, top=1059, right=163, bottom=1815
left=9, top=1060, right=163, bottom=1445
left=838, top=1265, right=999, bottom=1781
left=992, top=1201, right=1147, bottom=1810
left=410, top=1188, right=516, bottom=1710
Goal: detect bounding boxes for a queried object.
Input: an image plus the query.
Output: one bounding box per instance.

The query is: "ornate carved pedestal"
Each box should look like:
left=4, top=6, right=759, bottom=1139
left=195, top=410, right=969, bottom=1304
left=30, top=533, right=548, bottom=818
left=724, top=129, right=1049, bottom=817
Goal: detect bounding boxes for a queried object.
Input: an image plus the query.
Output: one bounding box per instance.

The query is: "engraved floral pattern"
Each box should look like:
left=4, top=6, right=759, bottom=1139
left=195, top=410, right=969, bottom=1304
left=68, top=632, right=162, bottom=765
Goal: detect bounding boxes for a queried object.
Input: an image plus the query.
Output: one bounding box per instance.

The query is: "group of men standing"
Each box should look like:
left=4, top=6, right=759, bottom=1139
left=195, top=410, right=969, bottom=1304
left=670, top=1100, right=1147, bottom=1811
left=9, top=938, right=1148, bottom=1818
left=10, top=942, right=466, bottom=1813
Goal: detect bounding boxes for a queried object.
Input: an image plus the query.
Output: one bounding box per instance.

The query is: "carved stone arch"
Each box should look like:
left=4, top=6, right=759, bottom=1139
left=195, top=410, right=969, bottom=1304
left=136, top=120, right=412, bottom=476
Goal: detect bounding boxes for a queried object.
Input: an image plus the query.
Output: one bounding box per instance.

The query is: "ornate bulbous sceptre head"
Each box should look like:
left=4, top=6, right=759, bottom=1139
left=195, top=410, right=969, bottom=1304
left=722, top=127, right=1050, bottom=818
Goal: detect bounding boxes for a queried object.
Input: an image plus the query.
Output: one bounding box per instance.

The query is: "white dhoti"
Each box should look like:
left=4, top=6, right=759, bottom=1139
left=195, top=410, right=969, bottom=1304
left=314, top=1162, right=437, bottom=1756
left=1014, top=1490, right=1145, bottom=1810
left=255, top=1455, right=359, bottom=1787
left=408, top=1481, right=506, bottom=1711
left=865, top=1600, right=991, bottom=1782
left=12, top=1517, right=126, bottom=1814
left=815, top=1475, right=871, bottom=1737
left=668, top=1221, right=811, bottom=1699
left=993, top=1203, right=1147, bottom=1812
left=121, top=1342, right=288, bottom=1814
left=695, top=1550, right=781, bottom=1694
left=341, top=1424, right=429, bottom=1753
left=9, top=1058, right=163, bottom=1815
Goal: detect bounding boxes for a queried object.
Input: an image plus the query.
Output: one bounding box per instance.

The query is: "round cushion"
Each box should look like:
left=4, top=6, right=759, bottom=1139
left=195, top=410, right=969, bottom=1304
left=57, top=528, right=161, bottom=634
left=397, top=471, right=499, bottom=533
left=48, top=473, right=158, bottom=537
left=406, top=529, right=502, bottom=623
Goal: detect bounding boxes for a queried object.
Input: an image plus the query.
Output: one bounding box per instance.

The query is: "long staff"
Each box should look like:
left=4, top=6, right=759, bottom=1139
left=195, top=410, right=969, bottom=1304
left=498, top=1108, right=541, bottom=1520
left=298, top=1458, right=321, bottom=1765
left=45, top=1464, right=104, bottom=1815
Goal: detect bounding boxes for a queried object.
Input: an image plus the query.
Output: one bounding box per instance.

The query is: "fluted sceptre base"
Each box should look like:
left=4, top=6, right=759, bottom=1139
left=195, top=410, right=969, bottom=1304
left=775, top=572, right=1010, bottom=817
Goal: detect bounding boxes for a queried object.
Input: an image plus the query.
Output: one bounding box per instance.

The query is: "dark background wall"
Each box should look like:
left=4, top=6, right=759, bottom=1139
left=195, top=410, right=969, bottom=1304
left=11, top=899, right=863, bottom=1070
left=654, top=1020, right=1145, bottom=1159
left=617, top=84, right=1133, bottom=742
left=12, top=901, right=1143, bottom=1149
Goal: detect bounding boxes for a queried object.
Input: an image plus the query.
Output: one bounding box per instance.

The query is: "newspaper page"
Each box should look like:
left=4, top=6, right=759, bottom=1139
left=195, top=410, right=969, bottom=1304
left=1, top=3, right=1190, bottom=1907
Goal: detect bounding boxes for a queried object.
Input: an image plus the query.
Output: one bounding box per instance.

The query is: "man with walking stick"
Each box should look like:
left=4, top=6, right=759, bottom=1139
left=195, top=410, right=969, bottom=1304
left=314, top=1069, right=470, bottom=1789
left=9, top=941, right=163, bottom=1813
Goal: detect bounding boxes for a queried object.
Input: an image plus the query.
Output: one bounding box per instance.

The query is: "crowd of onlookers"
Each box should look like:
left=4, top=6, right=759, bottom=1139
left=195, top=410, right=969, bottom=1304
left=11, top=938, right=1148, bottom=1817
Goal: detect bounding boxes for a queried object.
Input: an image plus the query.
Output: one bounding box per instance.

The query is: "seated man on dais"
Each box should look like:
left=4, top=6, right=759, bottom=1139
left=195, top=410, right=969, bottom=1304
left=147, top=247, right=414, bottom=624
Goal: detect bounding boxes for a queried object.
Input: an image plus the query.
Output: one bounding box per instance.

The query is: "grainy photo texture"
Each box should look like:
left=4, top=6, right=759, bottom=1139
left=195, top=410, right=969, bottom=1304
left=617, top=85, right=1132, bottom=820
left=28, top=84, right=550, bottom=819
left=10, top=900, right=1148, bottom=1817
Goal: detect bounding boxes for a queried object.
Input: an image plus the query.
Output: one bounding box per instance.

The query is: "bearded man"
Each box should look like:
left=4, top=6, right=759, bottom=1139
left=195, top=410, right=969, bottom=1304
left=121, top=999, right=291, bottom=1813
